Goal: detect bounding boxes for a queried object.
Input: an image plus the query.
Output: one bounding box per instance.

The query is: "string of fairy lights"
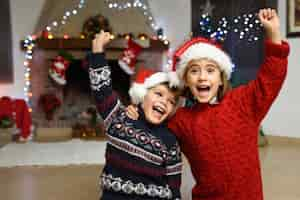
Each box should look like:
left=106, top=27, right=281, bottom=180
left=22, top=0, right=87, bottom=111
left=22, top=0, right=264, bottom=112
left=198, top=13, right=263, bottom=42
left=103, top=0, right=173, bottom=70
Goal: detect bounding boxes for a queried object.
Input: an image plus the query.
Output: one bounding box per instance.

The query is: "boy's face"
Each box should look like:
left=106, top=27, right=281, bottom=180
left=141, top=84, right=177, bottom=125
left=184, top=59, right=223, bottom=103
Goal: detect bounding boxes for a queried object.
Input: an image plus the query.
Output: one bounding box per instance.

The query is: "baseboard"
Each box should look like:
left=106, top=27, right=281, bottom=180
left=266, top=135, right=300, bottom=145
left=35, top=128, right=72, bottom=142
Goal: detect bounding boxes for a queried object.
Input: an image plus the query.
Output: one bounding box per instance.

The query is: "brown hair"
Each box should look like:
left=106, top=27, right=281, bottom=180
left=182, top=58, right=231, bottom=101
left=158, top=82, right=183, bottom=102
left=148, top=82, right=183, bottom=105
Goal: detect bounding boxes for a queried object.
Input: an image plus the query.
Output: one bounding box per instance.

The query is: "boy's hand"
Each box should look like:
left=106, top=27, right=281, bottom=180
left=258, top=8, right=281, bottom=44
left=126, top=105, right=139, bottom=120
left=92, top=30, right=111, bottom=53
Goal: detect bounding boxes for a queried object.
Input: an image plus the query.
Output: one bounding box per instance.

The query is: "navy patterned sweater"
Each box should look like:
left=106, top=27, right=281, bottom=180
left=88, top=53, right=182, bottom=200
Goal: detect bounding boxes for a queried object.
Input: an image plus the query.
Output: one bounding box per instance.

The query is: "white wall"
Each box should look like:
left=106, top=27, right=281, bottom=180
left=262, top=1, right=300, bottom=138
left=148, top=0, right=191, bottom=50
left=0, top=0, right=45, bottom=98
left=2, top=0, right=299, bottom=138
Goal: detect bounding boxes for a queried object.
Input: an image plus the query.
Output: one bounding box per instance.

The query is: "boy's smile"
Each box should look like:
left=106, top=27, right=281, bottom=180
left=141, top=84, right=176, bottom=125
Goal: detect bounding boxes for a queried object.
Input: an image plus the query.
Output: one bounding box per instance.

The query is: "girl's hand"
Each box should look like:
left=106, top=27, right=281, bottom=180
left=92, top=30, right=111, bottom=53
left=258, top=8, right=281, bottom=44
left=126, top=105, right=139, bottom=120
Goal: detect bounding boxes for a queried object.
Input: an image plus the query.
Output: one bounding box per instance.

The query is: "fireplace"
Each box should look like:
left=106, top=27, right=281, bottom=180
left=29, top=38, right=167, bottom=130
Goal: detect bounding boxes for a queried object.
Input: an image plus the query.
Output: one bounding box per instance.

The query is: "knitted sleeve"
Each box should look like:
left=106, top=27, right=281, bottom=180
left=88, top=52, right=122, bottom=127
left=165, top=142, right=182, bottom=200
left=234, top=40, right=290, bottom=124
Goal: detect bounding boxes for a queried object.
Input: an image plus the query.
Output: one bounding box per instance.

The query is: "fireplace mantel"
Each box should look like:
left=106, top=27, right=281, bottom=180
left=22, top=38, right=169, bottom=51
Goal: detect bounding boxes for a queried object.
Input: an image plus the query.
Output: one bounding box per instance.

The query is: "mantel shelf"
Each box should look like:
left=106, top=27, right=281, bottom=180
left=21, top=38, right=169, bottom=51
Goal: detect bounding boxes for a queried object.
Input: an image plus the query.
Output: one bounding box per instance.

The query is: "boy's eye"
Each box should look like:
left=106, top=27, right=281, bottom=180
left=155, top=92, right=162, bottom=97
left=168, top=99, right=176, bottom=105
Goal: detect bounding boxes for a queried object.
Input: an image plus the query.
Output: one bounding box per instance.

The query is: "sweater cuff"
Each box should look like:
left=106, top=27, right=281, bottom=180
left=88, top=52, right=107, bottom=66
left=264, top=40, right=290, bottom=58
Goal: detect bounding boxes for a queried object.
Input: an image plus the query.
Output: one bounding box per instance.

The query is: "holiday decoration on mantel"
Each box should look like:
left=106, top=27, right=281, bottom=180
left=118, top=38, right=143, bottom=75
left=38, top=93, right=61, bottom=121
left=49, top=55, right=71, bottom=85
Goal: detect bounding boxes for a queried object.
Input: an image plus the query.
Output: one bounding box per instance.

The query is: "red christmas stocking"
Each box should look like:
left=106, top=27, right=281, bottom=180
left=118, top=39, right=142, bottom=75
left=49, top=56, right=70, bottom=85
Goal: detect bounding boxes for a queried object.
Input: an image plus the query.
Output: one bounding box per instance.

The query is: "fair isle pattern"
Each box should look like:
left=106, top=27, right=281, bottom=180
left=100, top=173, right=173, bottom=199
left=103, top=99, right=122, bottom=129
left=89, top=65, right=111, bottom=91
left=166, top=162, right=182, bottom=176
left=107, top=134, right=164, bottom=165
left=106, top=153, right=166, bottom=177
left=108, top=112, right=181, bottom=163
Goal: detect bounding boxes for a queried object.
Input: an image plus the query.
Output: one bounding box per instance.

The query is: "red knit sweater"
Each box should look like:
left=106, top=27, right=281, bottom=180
left=168, top=40, right=289, bottom=200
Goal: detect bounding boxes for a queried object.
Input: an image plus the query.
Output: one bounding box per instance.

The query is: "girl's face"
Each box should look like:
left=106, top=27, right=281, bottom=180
left=184, top=59, right=223, bottom=103
left=142, top=84, right=177, bottom=125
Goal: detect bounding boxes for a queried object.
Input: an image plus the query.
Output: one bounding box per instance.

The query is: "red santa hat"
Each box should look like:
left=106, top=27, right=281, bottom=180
left=49, top=56, right=70, bottom=85
left=172, top=37, right=234, bottom=80
left=118, top=38, right=142, bottom=75
left=129, top=67, right=180, bottom=104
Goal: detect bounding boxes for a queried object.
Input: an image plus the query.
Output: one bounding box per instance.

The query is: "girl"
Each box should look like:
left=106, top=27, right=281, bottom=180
left=88, top=31, right=182, bottom=200
left=127, top=9, right=290, bottom=200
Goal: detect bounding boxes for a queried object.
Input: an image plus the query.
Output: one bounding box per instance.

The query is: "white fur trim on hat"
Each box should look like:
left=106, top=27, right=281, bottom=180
left=177, top=43, right=233, bottom=80
left=129, top=71, right=181, bottom=104
left=129, top=83, right=147, bottom=105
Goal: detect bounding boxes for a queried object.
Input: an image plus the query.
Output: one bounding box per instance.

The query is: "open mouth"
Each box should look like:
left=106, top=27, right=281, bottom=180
left=152, top=105, right=166, bottom=116
left=196, top=85, right=211, bottom=93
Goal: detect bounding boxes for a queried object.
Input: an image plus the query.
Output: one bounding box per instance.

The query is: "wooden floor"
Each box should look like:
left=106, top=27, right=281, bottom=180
left=1, top=136, right=300, bottom=200
left=0, top=165, right=102, bottom=200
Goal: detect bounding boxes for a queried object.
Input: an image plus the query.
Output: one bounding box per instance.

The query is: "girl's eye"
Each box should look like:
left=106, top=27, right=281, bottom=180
left=207, top=68, right=215, bottom=73
left=189, top=68, right=199, bottom=74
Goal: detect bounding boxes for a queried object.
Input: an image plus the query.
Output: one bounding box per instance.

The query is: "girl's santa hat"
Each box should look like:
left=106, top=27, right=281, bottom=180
left=129, top=67, right=180, bottom=104
left=172, top=37, right=234, bottom=80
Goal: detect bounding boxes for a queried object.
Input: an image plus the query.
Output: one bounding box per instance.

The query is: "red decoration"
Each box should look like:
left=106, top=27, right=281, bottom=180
left=49, top=55, right=70, bottom=85
left=38, top=93, right=61, bottom=121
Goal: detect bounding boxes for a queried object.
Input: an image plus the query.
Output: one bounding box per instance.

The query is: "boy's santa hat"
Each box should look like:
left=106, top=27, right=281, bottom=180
left=118, top=38, right=142, bottom=75
left=172, top=37, right=234, bottom=80
left=129, top=67, right=180, bottom=104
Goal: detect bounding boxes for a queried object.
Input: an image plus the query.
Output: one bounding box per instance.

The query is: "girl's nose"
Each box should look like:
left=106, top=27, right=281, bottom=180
left=198, top=71, right=207, bottom=80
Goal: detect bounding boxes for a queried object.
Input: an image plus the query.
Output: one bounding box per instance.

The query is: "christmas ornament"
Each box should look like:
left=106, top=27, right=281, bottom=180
left=118, top=38, right=143, bottom=75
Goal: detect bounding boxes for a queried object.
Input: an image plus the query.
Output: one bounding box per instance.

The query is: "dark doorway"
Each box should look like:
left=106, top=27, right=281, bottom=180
left=0, top=0, right=13, bottom=83
left=191, top=0, right=277, bottom=86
